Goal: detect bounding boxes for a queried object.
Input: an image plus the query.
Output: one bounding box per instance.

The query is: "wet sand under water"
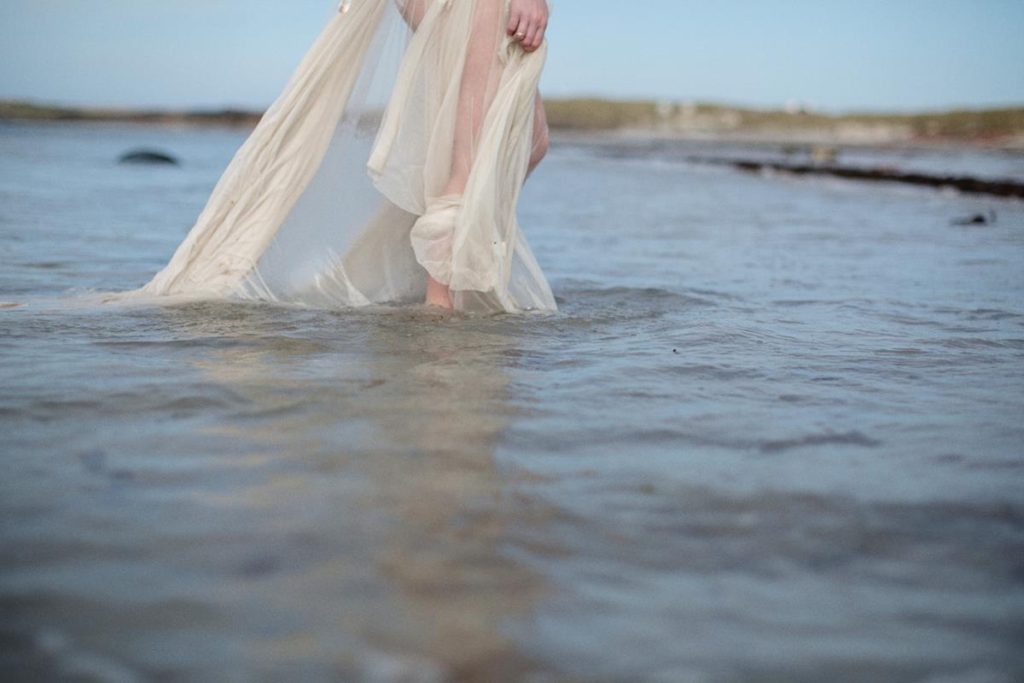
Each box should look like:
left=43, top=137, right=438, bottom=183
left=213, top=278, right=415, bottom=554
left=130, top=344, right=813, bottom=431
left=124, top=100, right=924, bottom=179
left=1, top=122, right=1023, bottom=682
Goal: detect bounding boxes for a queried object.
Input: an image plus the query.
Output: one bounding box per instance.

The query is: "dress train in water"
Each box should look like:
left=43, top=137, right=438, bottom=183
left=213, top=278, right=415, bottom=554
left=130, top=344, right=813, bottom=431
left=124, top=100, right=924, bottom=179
left=104, top=0, right=557, bottom=314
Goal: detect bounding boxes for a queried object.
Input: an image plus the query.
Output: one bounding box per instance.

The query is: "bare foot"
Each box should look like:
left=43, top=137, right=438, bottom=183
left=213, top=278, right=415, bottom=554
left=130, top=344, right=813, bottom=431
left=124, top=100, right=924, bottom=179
left=424, top=275, right=453, bottom=309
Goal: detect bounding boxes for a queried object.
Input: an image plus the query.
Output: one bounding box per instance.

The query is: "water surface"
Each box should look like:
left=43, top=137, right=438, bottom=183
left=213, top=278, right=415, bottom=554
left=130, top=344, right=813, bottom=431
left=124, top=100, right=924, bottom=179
left=1, top=121, right=1023, bottom=682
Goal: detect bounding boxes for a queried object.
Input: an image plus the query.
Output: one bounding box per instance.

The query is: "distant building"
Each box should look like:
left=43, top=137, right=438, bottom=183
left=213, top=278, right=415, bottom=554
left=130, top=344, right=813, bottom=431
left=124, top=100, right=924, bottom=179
left=655, top=99, right=675, bottom=120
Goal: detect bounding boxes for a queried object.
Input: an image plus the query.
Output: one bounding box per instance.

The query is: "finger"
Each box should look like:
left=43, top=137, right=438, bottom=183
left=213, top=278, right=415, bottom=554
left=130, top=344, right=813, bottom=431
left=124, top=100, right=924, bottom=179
left=524, top=18, right=542, bottom=51
left=513, top=17, right=529, bottom=49
left=523, top=34, right=537, bottom=51
left=534, top=18, right=548, bottom=48
left=515, top=19, right=530, bottom=43
left=507, top=11, right=523, bottom=37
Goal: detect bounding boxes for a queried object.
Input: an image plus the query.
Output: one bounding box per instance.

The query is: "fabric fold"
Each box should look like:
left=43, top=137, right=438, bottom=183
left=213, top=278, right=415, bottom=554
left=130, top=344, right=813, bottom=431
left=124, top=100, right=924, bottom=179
left=409, top=193, right=463, bottom=285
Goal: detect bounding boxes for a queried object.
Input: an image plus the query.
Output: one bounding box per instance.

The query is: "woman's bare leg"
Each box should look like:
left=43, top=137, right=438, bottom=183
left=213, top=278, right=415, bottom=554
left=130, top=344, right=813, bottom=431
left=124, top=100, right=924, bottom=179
left=424, top=0, right=504, bottom=308
left=426, top=89, right=546, bottom=307
left=423, top=2, right=549, bottom=308
left=424, top=275, right=452, bottom=308
left=397, top=0, right=429, bottom=31
left=526, top=88, right=549, bottom=178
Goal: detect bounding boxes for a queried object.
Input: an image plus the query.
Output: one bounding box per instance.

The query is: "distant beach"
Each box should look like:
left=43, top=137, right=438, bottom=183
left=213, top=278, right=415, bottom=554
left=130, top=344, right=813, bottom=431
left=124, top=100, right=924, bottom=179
left=3, top=98, right=1023, bottom=150
left=544, top=98, right=1024, bottom=150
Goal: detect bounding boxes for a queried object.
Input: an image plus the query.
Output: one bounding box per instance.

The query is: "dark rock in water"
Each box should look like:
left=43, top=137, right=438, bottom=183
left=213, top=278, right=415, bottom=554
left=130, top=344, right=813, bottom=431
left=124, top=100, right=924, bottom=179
left=687, top=156, right=1024, bottom=200
left=951, top=211, right=997, bottom=226
left=118, top=149, right=179, bottom=165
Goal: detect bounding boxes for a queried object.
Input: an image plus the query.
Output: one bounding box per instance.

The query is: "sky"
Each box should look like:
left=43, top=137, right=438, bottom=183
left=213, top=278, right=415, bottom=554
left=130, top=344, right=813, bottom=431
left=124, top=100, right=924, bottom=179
left=1, top=0, right=1022, bottom=113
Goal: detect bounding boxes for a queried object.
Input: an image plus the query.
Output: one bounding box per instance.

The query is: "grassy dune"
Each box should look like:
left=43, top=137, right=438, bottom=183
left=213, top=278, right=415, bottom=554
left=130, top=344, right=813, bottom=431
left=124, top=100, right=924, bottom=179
left=544, top=98, right=1024, bottom=146
left=0, top=101, right=260, bottom=127
left=546, top=99, right=1022, bottom=132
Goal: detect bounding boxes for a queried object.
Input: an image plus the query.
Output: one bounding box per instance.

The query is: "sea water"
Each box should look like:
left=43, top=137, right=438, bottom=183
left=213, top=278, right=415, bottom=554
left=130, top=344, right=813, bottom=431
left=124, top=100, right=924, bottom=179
left=1, top=121, right=1022, bottom=682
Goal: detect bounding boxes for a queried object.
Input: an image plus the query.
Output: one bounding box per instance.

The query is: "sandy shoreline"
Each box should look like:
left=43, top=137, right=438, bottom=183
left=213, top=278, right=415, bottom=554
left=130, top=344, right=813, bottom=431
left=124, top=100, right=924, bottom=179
left=552, top=126, right=1024, bottom=154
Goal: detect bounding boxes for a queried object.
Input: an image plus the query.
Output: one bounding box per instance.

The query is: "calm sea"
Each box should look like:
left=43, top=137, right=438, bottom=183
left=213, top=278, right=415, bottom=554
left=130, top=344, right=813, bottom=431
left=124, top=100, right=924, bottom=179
left=1, top=121, right=1023, bottom=682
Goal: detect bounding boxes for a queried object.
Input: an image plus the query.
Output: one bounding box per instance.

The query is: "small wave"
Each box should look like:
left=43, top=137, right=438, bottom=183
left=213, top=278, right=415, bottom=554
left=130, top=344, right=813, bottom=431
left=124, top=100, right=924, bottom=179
left=928, top=337, right=1022, bottom=350
left=589, top=426, right=883, bottom=455
left=958, top=308, right=1024, bottom=322
left=25, top=261, right=68, bottom=270
left=663, top=363, right=765, bottom=381
left=0, top=622, right=144, bottom=683
left=554, top=283, right=723, bottom=309
left=92, top=337, right=263, bottom=351
left=759, top=429, right=882, bottom=454
left=9, top=386, right=251, bottom=420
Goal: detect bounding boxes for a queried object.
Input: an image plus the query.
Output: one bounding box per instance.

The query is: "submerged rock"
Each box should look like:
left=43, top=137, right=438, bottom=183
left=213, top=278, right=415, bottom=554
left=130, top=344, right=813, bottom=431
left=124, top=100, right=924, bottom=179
left=118, top=149, right=179, bottom=165
left=951, top=211, right=997, bottom=226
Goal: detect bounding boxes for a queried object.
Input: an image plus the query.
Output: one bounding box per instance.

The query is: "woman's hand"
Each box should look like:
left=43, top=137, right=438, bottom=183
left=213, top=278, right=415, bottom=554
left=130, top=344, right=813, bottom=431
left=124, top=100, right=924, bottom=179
left=507, top=0, right=549, bottom=53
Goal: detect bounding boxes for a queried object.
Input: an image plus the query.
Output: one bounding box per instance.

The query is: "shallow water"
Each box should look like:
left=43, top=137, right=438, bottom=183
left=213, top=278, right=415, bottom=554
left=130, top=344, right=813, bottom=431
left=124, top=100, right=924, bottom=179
left=1, top=121, right=1023, bottom=682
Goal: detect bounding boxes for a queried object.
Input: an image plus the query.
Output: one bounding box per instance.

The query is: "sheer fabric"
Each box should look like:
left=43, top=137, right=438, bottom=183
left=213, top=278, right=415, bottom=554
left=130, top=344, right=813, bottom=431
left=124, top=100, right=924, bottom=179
left=105, top=0, right=557, bottom=314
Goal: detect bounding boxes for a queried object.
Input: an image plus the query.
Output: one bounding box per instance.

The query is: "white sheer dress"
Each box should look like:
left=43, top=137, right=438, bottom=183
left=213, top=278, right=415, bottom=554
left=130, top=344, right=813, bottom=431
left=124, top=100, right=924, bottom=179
left=105, top=0, right=557, bottom=314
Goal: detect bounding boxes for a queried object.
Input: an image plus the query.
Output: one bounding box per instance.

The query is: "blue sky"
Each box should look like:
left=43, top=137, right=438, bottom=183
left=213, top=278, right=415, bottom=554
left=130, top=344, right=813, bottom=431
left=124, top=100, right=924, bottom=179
left=1, top=0, right=1022, bottom=112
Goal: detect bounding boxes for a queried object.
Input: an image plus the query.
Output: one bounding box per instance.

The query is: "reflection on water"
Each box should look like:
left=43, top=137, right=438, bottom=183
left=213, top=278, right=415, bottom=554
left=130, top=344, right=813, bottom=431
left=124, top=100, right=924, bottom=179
left=189, top=305, right=542, bottom=678
left=1, top=300, right=553, bottom=680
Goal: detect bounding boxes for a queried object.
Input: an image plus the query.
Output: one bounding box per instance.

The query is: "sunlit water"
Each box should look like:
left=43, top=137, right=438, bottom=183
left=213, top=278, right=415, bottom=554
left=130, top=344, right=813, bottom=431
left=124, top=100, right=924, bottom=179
left=1, top=121, right=1023, bottom=682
